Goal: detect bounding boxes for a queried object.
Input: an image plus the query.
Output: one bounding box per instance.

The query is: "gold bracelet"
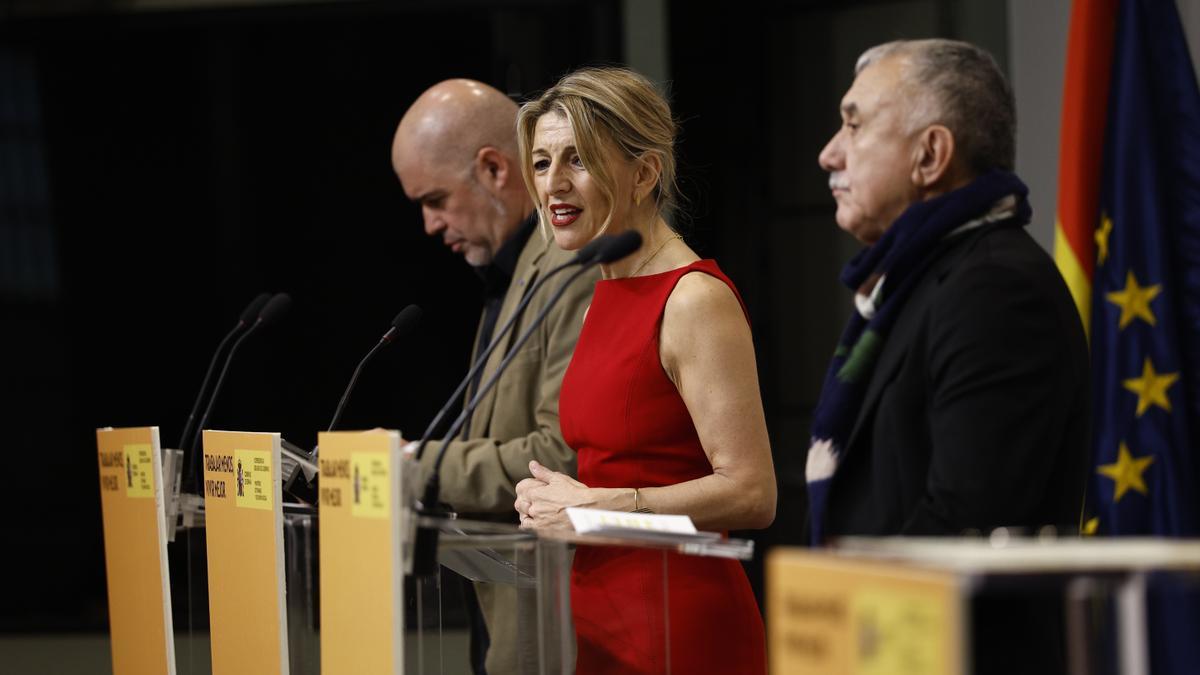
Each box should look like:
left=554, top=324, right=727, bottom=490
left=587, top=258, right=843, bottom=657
left=632, top=487, right=652, bottom=513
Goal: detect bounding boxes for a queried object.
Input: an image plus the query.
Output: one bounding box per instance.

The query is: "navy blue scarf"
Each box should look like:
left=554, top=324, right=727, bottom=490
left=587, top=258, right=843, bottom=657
left=806, top=170, right=1032, bottom=545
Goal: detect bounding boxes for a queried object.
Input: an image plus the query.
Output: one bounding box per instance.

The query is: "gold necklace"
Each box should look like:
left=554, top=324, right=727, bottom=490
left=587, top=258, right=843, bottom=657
left=630, top=234, right=681, bottom=277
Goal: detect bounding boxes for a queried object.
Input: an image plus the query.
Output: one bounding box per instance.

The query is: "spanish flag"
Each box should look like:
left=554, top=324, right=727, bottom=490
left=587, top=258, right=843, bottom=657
left=1053, top=0, right=1116, bottom=335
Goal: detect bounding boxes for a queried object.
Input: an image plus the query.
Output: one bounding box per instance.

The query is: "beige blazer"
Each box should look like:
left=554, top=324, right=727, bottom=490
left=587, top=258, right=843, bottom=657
left=418, top=228, right=595, bottom=512
left=418, top=228, right=596, bottom=675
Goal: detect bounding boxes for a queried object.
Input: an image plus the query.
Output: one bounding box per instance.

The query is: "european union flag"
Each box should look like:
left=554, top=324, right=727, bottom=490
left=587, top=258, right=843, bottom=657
left=1085, top=0, right=1200, bottom=671
left=1090, top=0, right=1200, bottom=541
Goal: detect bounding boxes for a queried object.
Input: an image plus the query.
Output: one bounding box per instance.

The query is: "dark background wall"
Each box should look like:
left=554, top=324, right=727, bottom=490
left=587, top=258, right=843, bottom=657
left=0, top=0, right=622, bottom=632
left=0, top=0, right=1007, bottom=646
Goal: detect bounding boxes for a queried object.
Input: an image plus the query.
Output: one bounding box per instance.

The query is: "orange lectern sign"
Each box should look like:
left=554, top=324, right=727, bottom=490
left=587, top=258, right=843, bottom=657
left=318, top=430, right=405, bottom=675
left=201, top=430, right=287, bottom=675
left=96, top=426, right=176, bottom=675
left=767, top=548, right=963, bottom=675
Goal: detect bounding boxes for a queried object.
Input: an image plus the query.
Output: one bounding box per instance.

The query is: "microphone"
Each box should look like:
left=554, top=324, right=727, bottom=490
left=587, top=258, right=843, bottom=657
left=587, top=229, right=643, bottom=264
left=410, top=230, right=642, bottom=576
left=178, top=292, right=270, bottom=453
left=327, top=304, right=422, bottom=433
left=282, top=305, right=422, bottom=505
left=571, top=231, right=615, bottom=264
left=185, top=292, right=292, bottom=489
left=413, top=230, right=640, bottom=463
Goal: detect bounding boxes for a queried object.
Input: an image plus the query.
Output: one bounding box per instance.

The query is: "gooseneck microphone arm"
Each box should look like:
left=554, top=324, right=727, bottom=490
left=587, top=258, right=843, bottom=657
left=422, top=263, right=598, bottom=507
left=412, top=233, right=616, bottom=461
left=409, top=264, right=599, bottom=577
left=187, top=293, right=292, bottom=478
left=179, top=327, right=241, bottom=451
left=327, top=305, right=422, bottom=432
left=281, top=304, right=422, bottom=505
left=327, top=342, right=387, bottom=433
left=409, top=230, right=641, bottom=576
left=178, top=292, right=270, bottom=451
left=412, top=267, right=563, bottom=460
left=188, top=325, right=261, bottom=457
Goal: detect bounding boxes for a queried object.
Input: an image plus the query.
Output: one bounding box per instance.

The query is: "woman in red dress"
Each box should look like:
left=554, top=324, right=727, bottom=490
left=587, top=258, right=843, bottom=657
left=512, top=67, right=776, bottom=674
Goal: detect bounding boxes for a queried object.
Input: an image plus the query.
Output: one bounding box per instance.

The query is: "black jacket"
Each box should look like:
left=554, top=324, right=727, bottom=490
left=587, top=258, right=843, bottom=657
left=824, top=222, right=1090, bottom=537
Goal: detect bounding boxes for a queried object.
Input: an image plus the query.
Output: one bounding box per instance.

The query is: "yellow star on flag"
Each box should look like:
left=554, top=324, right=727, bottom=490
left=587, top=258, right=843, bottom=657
left=1105, top=270, right=1161, bottom=329
left=1082, top=517, right=1100, bottom=536
left=1096, top=442, right=1155, bottom=502
left=1123, top=357, right=1179, bottom=416
left=1095, top=213, right=1113, bottom=265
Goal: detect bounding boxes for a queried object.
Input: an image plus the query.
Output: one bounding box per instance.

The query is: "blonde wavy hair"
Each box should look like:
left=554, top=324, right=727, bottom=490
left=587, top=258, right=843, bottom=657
left=516, top=66, right=680, bottom=235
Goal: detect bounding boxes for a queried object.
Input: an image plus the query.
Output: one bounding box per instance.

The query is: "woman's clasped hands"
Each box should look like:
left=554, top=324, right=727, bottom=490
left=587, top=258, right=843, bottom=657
left=514, top=460, right=593, bottom=531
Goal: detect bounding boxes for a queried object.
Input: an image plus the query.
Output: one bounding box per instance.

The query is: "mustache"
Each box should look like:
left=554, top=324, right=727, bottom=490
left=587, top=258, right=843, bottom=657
left=828, top=172, right=849, bottom=190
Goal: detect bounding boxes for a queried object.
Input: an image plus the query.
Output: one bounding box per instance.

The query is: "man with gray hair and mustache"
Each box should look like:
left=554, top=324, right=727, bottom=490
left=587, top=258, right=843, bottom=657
left=806, top=38, right=1088, bottom=671
left=807, top=37, right=1088, bottom=539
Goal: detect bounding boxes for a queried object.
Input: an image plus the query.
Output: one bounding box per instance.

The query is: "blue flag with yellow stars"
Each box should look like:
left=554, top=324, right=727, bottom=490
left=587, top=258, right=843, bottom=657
left=1090, top=0, right=1200, bottom=542
left=1085, top=0, right=1200, bottom=671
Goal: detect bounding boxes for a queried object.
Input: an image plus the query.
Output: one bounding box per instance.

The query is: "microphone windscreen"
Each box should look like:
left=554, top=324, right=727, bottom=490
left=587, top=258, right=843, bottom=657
left=594, top=230, right=644, bottom=264
left=258, top=293, right=292, bottom=327
left=239, top=292, right=272, bottom=324
left=390, top=304, right=422, bottom=337
left=573, top=235, right=609, bottom=264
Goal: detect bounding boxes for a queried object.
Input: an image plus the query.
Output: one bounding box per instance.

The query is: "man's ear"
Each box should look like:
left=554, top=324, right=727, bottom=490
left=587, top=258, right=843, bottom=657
left=910, top=125, right=957, bottom=189
left=475, top=146, right=510, bottom=192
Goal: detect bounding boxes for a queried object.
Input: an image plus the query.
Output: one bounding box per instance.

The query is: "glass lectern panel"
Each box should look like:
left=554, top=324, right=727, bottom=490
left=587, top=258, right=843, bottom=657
left=405, top=517, right=571, bottom=675
left=168, top=508, right=322, bottom=675
left=404, top=517, right=755, bottom=675
left=171, top=525, right=212, bottom=675
left=283, top=509, right=319, bottom=675
left=169, top=509, right=752, bottom=675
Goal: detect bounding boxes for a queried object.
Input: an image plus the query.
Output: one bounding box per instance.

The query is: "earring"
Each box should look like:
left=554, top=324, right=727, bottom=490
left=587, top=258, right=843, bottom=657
left=634, top=193, right=642, bottom=206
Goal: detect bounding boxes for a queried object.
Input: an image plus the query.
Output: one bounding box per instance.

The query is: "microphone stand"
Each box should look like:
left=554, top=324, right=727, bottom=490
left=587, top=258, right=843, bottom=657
left=411, top=231, right=619, bottom=462
left=412, top=262, right=576, bottom=461
left=412, top=263, right=600, bottom=575
left=283, top=306, right=422, bottom=504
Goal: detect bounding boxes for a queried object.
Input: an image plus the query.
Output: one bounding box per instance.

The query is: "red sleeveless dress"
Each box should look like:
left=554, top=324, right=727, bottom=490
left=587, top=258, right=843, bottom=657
left=559, top=259, right=767, bottom=675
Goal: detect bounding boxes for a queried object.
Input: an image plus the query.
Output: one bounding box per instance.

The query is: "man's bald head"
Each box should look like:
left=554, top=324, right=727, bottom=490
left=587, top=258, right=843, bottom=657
left=392, top=79, right=531, bottom=267
left=393, top=79, right=520, bottom=177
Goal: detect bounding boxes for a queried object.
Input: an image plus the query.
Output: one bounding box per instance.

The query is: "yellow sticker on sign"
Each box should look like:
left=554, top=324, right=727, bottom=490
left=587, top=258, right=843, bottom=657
left=350, top=453, right=390, bottom=519
left=852, top=588, right=947, bottom=675
left=233, top=449, right=273, bottom=510
left=124, top=443, right=155, bottom=498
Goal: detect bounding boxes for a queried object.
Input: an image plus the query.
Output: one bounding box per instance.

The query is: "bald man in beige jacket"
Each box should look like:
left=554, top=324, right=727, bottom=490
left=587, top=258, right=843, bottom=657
left=392, top=79, right=594, bottom=675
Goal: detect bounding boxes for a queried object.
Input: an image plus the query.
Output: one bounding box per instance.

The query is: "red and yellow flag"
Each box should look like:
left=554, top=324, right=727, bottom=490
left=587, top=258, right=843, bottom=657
left=1053, top=0, right=1118, bottom=335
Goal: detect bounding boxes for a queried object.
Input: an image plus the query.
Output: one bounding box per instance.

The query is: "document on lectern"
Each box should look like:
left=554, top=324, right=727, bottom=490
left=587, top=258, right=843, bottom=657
left=566, top=507, right=720, bottom=542
left=318, top=430, right=404, bottom=675
left=201, top=430, right=287, bottom=675
left=96, top=425, right=176, bottom=675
